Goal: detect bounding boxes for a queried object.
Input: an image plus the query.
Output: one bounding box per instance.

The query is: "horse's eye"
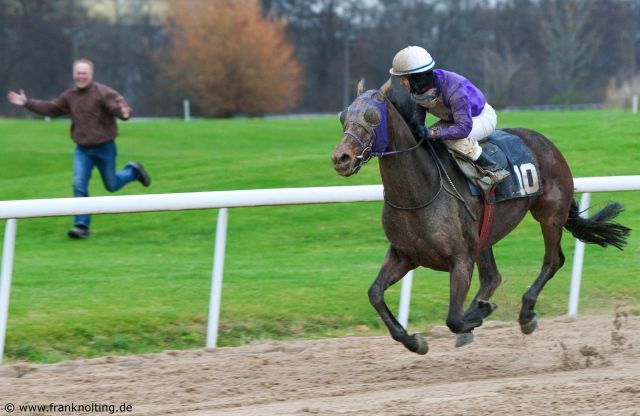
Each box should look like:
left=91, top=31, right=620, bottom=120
left=339, top=110, right=346, bottom=125
left=363, top=107, right=381, bottom=126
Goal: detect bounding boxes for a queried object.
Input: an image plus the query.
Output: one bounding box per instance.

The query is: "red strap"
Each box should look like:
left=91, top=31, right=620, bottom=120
left=478, top=190, right=496, bottom=250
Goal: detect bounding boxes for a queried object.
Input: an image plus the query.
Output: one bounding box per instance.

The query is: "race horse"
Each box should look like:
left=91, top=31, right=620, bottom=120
left=331, top=77, right=630, bottom=354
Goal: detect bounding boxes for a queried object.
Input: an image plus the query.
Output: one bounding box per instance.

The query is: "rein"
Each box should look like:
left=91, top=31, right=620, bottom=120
left=345, top=97, right=476, bottom=220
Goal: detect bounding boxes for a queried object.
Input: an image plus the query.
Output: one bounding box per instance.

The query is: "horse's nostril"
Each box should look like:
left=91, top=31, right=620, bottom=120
left=332, top=153, right=352, bottom=166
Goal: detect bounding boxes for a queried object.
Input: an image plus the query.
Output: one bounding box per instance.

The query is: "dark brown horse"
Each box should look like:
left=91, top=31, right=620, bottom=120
left=331, top=77, right=630, bottom=354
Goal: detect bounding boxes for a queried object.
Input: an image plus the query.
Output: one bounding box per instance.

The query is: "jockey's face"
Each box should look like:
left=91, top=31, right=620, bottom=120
left=401, top=71, right=435, bottom=95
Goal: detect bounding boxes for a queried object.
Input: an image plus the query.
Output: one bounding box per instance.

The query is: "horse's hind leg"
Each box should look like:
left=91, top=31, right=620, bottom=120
left=463, top=246, right=501, bottom=328
left=368, top=245, right=427, bottom=354
left=519, top=208, right=567, bottom=334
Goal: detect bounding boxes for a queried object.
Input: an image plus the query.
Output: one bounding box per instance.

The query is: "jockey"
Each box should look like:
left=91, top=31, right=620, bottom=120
left=389, top=46, right=510, bottom=185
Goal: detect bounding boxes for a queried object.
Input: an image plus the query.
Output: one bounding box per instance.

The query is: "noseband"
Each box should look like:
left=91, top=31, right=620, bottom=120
left=344, top=128, right=374, bottom=174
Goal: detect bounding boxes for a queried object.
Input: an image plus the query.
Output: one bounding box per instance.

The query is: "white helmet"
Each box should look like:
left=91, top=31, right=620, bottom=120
left=389, top=46, right=435, bottom=76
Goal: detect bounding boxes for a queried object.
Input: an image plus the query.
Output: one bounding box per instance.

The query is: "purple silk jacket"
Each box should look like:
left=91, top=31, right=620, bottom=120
left=416, top=69, right=486, bottom=140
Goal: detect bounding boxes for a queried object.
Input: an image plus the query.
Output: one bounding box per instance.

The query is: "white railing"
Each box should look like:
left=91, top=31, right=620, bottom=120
left=0, top=176, right=638, bottom=362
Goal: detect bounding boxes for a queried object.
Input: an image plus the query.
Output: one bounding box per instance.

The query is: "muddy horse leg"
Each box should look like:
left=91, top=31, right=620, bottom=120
left=463, top=246, right=501, bottom=329
left=519, top=214, right=566, bottom=334
left=446, top=257, right=476, bottom=347
left=368, top=246, right=427, bottom=354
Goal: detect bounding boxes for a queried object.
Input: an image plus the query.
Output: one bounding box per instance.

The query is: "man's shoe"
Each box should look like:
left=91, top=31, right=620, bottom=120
left=68, top=225, right=90, bottom=239
left=128, top=162, right=151, bottom=187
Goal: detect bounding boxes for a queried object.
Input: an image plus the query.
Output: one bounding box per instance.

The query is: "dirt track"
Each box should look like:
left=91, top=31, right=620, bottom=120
left=1, top=314, right=639, bottom=415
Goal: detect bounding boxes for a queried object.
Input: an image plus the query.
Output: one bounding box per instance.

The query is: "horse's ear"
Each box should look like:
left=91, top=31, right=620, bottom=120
left=378, top=77, right=392, bottom=98
left=357, top=78, right=366, bottom=95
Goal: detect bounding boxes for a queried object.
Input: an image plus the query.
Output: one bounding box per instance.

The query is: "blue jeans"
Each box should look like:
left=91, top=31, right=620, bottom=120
left=72, top=140, right=137, bottom=228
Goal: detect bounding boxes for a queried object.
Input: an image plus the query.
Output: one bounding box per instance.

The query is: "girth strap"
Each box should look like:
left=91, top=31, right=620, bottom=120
left=478, top=190, right=496, bottom=251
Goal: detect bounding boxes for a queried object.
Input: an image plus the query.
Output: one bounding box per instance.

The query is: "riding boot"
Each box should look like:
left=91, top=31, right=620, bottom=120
left=475, top=150, right=511, bottom=186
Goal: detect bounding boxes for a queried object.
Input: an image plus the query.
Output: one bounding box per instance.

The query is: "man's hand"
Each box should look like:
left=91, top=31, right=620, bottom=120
left=7, top=89, right=27, bottom=106
left=119, top=101, right=131, bottom=119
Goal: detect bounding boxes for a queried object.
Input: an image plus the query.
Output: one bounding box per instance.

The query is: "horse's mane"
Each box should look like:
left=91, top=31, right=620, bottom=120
left=378, top=77, right=454, bottom=165
left=378, top=77, right=424, bottom=140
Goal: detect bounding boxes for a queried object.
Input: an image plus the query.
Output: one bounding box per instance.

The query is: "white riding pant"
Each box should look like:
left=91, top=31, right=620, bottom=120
left=443, top=103, right=496, bottom=161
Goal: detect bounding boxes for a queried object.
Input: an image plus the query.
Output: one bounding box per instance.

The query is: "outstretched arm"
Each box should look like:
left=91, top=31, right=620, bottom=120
left=9, top=89, right=70, bottom=117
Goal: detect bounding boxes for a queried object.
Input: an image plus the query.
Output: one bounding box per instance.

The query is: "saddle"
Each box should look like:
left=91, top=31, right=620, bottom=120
left=449, top=130, right=543, bottom=203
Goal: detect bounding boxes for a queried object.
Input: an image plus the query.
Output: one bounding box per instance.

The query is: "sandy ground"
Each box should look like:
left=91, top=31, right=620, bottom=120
left=1, top=314, right=639, bottom=416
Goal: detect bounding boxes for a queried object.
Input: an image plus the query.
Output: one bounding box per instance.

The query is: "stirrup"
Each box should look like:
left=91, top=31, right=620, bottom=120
left=479, top=169, right=510, bottom=187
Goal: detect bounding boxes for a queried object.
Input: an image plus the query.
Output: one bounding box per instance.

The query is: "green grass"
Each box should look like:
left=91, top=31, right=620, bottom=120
left=0, top=110, right=638, bottom=363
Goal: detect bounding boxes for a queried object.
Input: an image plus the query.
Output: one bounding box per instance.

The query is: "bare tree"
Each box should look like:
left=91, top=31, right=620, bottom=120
left=539, top=0, right=602, bottom=104
left=473, top=40, right=525, bottom=108
left=0, top=1, right=74, bottom=115
left=2, top=0, right=638, bottom=116
left=265, top=0, right=381, bottom=112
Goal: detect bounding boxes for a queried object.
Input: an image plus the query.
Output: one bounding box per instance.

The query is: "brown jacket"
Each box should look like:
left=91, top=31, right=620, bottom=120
left=24, top=82, right=132, bottom=147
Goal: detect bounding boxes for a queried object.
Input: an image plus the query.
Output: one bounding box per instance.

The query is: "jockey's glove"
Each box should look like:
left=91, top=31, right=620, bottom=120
left=425, top=127, right=439, bottom=141
left=416, top=126, right=440, bottom=141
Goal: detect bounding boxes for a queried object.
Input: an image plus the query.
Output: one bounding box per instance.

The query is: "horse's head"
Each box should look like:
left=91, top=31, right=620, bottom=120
left=331, top=79, right=389, bottom=176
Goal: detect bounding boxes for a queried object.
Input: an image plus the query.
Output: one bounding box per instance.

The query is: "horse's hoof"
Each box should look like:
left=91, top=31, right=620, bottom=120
left=410, top=333, right=429, bottom=355
left=520, top=316, right=538, bottom=334
left=455, top=332, right=474, bottom=348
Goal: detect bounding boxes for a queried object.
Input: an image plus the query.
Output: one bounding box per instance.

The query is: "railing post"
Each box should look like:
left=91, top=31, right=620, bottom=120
left=398, top=270, right=414, bottom=329
left=206, top=208, right=228, bottom=348
left=183, top=99, right=191, bottom=122
left=568, top=193, right=590, bottom=316
left=0, top=219, right=18, bottom=363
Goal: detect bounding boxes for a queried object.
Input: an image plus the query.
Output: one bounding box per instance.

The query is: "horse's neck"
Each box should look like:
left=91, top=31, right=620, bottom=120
left=378, top=103, right=441, bottom=205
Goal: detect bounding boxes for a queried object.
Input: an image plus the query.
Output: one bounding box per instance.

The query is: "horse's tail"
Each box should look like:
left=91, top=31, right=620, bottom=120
left=564, top=200, right=631, bottom=250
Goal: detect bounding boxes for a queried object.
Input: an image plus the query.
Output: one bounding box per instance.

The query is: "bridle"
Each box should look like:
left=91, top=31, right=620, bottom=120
left=343, top=128, right=374, bottom=174
left=342, top=96, right=476, bottom=219
left=343, top=97, right=425, bottom=174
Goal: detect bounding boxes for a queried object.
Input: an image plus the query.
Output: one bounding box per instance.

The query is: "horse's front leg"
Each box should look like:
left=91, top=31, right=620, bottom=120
left=368, top=246, right=427, bottom=354
left=447, top=257, right=476, bottom=347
